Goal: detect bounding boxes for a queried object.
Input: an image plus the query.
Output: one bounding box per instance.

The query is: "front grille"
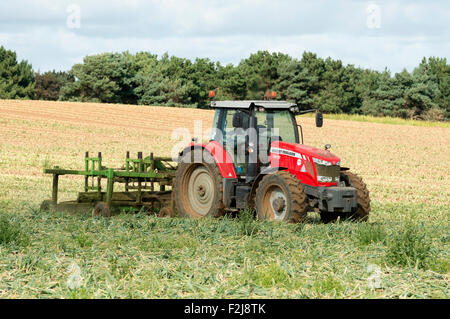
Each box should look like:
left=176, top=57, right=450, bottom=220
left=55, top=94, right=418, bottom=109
left=315, top=164, right=340, bottom=183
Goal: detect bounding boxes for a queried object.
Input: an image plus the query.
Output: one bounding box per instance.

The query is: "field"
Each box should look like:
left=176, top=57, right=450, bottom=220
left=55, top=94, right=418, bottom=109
left=0, top=99, right=448, bottom=298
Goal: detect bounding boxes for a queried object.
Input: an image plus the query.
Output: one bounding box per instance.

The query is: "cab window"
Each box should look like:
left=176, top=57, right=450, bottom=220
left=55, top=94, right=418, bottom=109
left=271, top=111, right=297, bottom=143
left=256, top=110, right=297, bottom=144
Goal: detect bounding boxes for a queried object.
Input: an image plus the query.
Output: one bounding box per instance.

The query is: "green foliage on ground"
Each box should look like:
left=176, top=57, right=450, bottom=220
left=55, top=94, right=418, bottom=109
left=385, top=222, right=435, bottom=269
left=0, top=214, right=30, bottom=248
left=0, top=202, right=447, bottom=298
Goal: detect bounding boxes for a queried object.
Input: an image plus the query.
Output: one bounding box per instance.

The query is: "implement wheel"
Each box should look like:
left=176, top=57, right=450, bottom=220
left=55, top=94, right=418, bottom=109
left=159, top=207, right=174, bottom=218
left=174, top=149, right=225, bottom=219
left=40, top=200, right=52, bottom=212
left=255, top=171, right=308, bottom=223
left=92, top=202, right=111, bottom=218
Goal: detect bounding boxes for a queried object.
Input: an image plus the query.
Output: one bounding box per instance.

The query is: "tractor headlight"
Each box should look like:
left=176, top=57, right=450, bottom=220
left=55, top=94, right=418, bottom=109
left=313, top=158, right=332, bottom=166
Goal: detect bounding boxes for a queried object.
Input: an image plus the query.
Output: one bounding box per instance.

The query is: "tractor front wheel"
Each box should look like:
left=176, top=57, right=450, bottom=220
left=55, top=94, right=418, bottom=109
left=320, top=171, right=370, bottom=223
left=341, top=171, right=370, bottom=221
left=255, top=171, right=308, bottom=223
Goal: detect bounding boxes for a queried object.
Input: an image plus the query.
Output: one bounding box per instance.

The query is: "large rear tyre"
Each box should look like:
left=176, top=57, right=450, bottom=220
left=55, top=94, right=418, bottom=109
left=255, top=171, right=308, bottom=223
left=174, top=149, right=225, bottom=219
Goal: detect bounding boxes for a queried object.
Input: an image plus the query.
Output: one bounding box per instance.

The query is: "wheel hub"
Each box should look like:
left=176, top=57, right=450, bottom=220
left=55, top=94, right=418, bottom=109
left=186, top=166, right=214, bottom=216
left=197, top=185, right=206, bottom=197
left=272, top=197, right=286, bottom=213
left=260, top=186, right=288, bottom=221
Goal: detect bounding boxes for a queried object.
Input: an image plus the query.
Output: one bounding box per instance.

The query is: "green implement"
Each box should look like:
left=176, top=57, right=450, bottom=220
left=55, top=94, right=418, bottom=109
left=42, top=151, right=177, bottom=217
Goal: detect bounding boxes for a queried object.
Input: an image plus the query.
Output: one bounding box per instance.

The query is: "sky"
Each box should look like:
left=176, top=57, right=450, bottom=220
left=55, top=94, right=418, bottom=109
left=0, top=0, right=448, bottom=73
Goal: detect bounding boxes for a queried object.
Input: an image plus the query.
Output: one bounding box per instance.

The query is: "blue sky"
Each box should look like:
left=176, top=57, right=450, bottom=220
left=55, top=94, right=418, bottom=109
left=0, top=0, right=448, bottom=73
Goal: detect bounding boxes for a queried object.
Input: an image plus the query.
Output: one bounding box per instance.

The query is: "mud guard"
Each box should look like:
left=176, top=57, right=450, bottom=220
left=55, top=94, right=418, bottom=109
left=249, top=166, right=287, bottom=208
left=179, top=141, right=237, bottom=179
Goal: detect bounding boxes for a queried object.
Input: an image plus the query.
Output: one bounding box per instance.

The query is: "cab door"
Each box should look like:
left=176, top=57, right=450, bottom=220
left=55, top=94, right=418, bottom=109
left=222, top=109, right=250, bottom=177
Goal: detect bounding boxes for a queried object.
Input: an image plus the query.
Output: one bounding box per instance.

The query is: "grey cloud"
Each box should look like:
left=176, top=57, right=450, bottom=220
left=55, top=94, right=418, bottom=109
left=1, top=0, right=448, bottom=37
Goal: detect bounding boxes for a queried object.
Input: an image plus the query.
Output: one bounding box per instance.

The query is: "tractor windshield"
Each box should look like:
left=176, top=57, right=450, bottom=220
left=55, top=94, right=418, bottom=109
left=255, top=110, right=298, bottom=144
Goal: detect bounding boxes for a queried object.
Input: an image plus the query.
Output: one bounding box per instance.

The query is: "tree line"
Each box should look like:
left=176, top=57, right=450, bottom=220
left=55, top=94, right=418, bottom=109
left=1, top=46, right=449, bottom=121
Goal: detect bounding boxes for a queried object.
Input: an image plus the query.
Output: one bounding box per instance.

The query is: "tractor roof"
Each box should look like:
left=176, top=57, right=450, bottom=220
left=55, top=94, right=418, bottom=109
left=210, top=100, right=297, bottom=110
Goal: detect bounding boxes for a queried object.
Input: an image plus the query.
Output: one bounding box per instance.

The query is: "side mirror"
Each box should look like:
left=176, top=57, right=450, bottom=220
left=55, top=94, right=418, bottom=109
left=232, top=111, right=244, bottom=128
left=316, top=111, right=323, bottom=128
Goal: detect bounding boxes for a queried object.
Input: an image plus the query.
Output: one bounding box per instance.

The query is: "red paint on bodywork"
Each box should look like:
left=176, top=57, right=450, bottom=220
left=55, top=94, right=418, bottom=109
left=187, top=141, right=237, bottom=179
left=185, top=140, right=341, bottom=186
left=269, top=141, right=341, bottom=187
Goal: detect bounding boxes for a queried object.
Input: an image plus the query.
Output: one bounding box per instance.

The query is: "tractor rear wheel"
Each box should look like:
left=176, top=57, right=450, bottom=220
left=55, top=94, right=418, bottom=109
left=174, top=149, right=225, bottom=219
left=255, top=171, right=308, bottom=223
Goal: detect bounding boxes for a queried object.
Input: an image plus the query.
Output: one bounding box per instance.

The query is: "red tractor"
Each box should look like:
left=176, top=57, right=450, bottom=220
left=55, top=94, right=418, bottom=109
left=173, top=100, right=370, bottom=223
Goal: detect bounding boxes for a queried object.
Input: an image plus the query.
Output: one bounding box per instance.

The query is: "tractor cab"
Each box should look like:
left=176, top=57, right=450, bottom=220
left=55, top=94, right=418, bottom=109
left=209, top=100, right=323, bottom=180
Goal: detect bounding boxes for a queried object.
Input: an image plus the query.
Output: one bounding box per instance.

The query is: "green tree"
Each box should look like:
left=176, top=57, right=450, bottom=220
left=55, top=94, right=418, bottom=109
left=35, top=71, right=73, bottom=101
left=133, top=53, right=194, bottom=106
left=362, top=70, right=405, bottom=117
left=239, top=51, right=292, bottom=100
left=47, top=49, right=449, bottom=121
left=276, top=58, right=315, bottom=109
left=60, top=52, right=138, bottom=104
left=277, top=52, right=361, bottom=113
left=134, top=72, right=193, bottom=106
left=0, top=46, right=35, bottom=99
left=215, top=63, right=246, bottom=100
left=403, top=65, right=440, bottom=119
left=354, top=69, right=383, bottom=114
left=421, top=57, right=450, bottom=120
left=362, top=67, right=441, bottom=119
left=314, top=57, right=349, bottom=113
left=186, top=58, right=220, bottom=107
